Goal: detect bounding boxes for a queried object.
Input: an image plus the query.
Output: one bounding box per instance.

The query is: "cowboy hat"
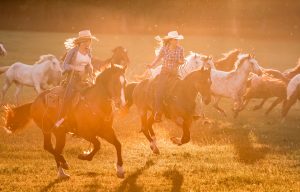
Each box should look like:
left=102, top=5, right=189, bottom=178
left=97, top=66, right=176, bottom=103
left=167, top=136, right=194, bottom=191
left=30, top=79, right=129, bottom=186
left=162, top=31, right=184, bottom=40
left=64, top=30, right=98, bottom=50
left=75, top=30, right=98, bottom=42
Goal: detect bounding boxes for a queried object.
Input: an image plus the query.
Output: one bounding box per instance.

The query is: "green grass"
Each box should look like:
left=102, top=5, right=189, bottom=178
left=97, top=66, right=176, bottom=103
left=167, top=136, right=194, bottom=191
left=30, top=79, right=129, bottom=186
left=0, top=30, right=300, bottom=191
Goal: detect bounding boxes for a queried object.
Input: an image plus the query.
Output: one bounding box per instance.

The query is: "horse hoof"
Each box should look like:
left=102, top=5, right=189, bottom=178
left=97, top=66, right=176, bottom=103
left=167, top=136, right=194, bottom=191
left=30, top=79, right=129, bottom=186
left=150, top=145, right=160, bottom=154
left=170, top=137, right=182, bottom=146
left=78, top=154, right=92, bottom=161
left=58, top=173, right=70, bottom=180
left=57, top=166, right=70, bottom=180
left=61, top=162, right=70, bottom=170
left=116, top=164, right=125, bottom=179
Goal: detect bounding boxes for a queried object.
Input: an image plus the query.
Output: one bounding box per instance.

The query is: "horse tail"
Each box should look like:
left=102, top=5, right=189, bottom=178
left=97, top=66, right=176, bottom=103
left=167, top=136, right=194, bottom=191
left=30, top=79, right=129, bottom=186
left=0, top=66, right=10, bottom=74
left=3, top=103, right=32, bottom=133
left=124, top=82, right=138, bottom=110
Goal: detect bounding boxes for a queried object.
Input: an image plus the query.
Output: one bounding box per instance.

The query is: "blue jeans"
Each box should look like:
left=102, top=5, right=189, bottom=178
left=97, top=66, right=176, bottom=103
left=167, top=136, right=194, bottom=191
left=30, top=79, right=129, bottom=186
left=154, top=71, right=178, bottom=115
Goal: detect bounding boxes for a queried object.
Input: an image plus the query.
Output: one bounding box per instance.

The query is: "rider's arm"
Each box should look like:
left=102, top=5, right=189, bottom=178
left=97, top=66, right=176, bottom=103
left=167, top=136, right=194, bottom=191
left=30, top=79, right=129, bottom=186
left=62, top=48, right=77, bottom=72
left=148, top=47, right=164, bottom=68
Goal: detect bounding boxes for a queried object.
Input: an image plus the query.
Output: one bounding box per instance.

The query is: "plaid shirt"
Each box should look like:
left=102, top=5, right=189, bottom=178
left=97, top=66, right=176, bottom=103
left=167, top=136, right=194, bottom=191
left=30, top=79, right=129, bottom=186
left=159, top=46, right=184, bottom=74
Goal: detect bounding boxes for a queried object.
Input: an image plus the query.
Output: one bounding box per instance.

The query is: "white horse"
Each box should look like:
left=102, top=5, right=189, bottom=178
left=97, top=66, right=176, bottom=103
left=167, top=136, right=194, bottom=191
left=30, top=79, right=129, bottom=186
left=210, top=54, right=262, bottom=117
left=0, top=43, right=7, bottom=56
left=149, top=52, right=215, bottom=79
left=281, top=74, right=300, bottom=121
left=0, top=54, right=62, bottom=105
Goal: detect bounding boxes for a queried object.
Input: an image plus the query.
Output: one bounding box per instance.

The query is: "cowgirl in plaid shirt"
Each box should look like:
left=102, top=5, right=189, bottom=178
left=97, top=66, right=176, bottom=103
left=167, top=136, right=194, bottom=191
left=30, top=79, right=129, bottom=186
left=147, top=31, right=185, bottom=122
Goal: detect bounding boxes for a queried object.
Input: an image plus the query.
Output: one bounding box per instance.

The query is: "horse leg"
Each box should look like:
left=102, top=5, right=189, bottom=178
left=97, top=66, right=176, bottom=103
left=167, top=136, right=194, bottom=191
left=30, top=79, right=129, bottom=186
left=43, top=133, right=69, bottom=179
left=33, top=82, right=42, bottom=94
left=253, top=98, right=268, bottom=110
left=194, top=94, right=205, bottom=119
left=53, top=130, right=70, bottom=179
left=233, top=96, right=244, bottom=118
left=0, top=79, right=11, bottom=104
left=101, top=128, right=125, bottom=178
left=212, top=97, right=227, bottom=117
left=140, top=112, right=159, bottom=154
left=78, top=136, right=101, bottom=161
left=14, top=84, right=23, bottom=106
left=282, top=95, right=298, bottom=122
left=265, top=97, right=283, bottom=115
left=147, top=114, right=159, bottom=154
left=171, top=118, right=192, bottom=146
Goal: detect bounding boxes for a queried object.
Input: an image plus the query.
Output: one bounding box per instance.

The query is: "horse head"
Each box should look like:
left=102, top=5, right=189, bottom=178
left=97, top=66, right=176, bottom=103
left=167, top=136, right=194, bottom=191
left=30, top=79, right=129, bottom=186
left=96, top=65, right=126, bottom=108
left=36, top=54, right=62, bottom=72
left=236, top=54, right=263, bottom=76
left=186, top=67, right=212, bottom=105
left=111, top=46, right=130, bottom=69
left=202, top=55, right=216, bottom=69
left=186, top=52, right=215, bottom=71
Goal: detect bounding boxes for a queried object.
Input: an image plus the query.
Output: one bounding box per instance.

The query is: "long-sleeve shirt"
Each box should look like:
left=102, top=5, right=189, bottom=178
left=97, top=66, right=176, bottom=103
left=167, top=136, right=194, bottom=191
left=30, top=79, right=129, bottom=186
left=158, top=45, right=184, bottom=74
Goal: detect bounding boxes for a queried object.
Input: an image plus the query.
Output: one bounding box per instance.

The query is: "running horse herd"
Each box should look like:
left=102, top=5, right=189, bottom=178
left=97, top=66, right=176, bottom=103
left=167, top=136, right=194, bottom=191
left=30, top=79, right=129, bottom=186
left=1, top=43, right=300, bottom=179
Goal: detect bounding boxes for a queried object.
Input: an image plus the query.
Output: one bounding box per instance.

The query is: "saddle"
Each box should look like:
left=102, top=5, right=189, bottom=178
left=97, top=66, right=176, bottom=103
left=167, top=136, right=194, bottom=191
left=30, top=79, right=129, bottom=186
left=45, top=86, right=81, bottom=109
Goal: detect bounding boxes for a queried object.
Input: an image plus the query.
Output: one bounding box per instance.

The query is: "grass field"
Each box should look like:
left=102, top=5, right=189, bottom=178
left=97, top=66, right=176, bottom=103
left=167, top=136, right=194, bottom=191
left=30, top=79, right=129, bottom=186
left=0, top=30, right=300, bottom=191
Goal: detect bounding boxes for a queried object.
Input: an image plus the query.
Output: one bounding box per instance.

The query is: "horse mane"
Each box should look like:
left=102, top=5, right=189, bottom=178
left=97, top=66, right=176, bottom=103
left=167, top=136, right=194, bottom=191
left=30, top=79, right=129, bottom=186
left=216, top=49, right=240, bottom=63
left=113, top=46, right=126, bottom=53
left=95, top=65, right=124, bottom=84
left=233, top=54, right=249, bottom=70
left=288, top=58, right=300, bottom=73
left=35, top=54, right=56, bottom=64
left=224, top=54, right=249, bottom=79
left=185, top=52, right=204, bottom=62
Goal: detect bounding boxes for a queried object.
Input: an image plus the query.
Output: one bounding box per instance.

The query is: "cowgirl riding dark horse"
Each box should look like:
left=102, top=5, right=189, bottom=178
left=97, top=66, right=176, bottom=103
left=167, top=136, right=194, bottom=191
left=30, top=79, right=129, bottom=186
left=56, top=30, right=130, bottom=128
left=134, top=31, right=212, bottom=154
left=147, top=31, right=185, bottom=122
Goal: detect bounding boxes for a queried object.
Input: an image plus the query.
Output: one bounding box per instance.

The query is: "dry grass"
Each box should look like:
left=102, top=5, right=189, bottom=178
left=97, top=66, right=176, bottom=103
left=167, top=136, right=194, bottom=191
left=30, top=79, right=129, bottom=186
left=0, top=30, right=300, bottom=191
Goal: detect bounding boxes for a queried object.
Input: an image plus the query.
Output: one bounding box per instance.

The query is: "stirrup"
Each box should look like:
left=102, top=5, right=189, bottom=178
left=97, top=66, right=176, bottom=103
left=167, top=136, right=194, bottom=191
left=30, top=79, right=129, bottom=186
left=55, top=118, right=65, bottom=128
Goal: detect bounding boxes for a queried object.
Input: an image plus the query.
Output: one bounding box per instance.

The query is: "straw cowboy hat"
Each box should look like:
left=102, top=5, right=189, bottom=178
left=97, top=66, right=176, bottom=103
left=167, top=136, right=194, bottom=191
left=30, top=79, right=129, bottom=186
left=64, top=30, right=98, bottom=49
left=154, top=31, right=184, bottom=42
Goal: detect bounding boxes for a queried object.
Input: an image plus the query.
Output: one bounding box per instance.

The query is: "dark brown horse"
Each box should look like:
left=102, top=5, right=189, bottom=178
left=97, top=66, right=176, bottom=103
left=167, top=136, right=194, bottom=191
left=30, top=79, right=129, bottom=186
left=92, top=46, right=130, bottom=71
left=214, top=49, right=241, bottom=71
left=3, top=66, right=127, bottom=179
left=132, top=68, right=212, bottom=154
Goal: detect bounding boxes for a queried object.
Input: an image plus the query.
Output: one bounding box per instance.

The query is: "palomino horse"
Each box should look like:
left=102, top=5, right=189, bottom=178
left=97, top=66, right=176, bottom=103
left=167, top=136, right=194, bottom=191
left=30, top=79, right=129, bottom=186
left=242, top=74, right=287, bottom=115
left=0, top=43, right=7, bottom=56
left=132, top=67, right=212, bottom=154
left=210, top=54, right=263, bottom=117
left=92, top=46, right=130, bottom=71
left=4, top=66, right=127, bottom=179
left=281, top=74, right=300, bottom=121
left=0, top=54, right=62, bottom=105
left=214, top=49, right=241, bottom=71
left=243, top=58, right=300, bottom=114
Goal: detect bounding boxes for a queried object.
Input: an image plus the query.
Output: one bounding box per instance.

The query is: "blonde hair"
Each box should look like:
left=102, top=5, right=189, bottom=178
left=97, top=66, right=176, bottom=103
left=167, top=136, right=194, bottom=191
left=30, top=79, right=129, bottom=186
left=64, top=37, right=91, bottom=50
left=154, top=36, right=171, bottom=56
